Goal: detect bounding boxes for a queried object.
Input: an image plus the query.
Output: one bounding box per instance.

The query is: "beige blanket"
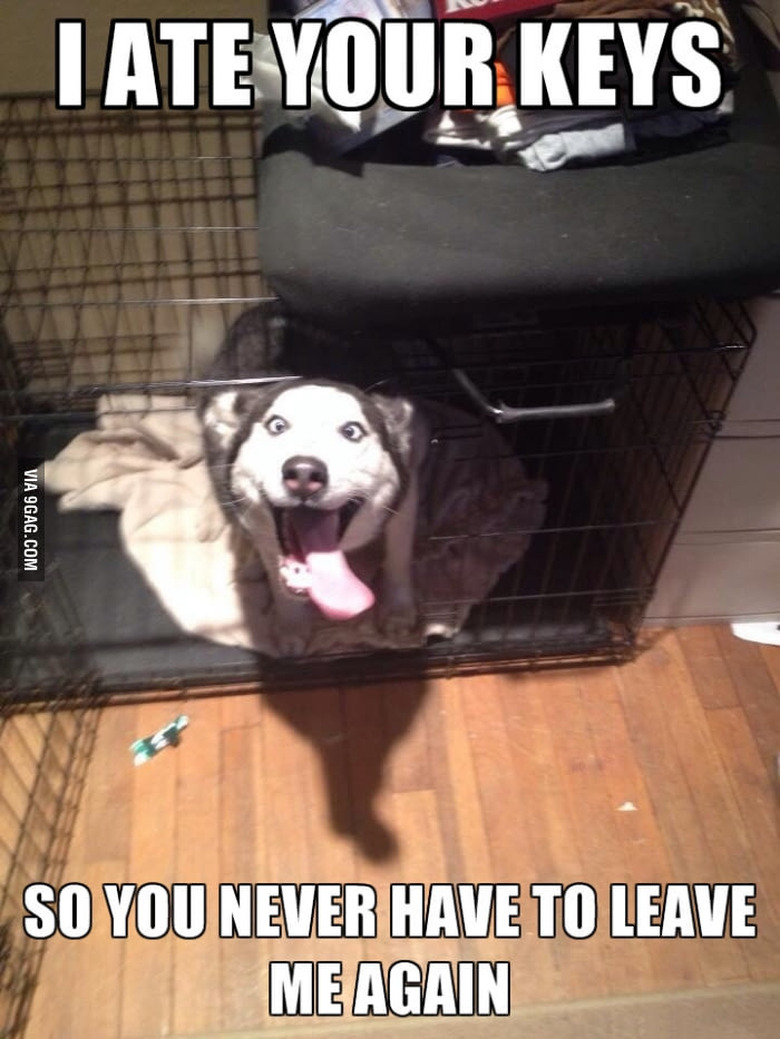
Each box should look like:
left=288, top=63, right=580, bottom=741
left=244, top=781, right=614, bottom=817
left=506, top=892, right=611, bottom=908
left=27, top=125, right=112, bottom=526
left=44, top=396, right=547, bottom=658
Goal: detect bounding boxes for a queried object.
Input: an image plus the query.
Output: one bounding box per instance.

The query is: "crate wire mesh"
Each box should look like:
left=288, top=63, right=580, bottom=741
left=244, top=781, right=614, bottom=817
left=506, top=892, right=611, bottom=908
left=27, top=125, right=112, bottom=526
left=1, top=94, right=755, bottom=703
left=1, top=95, right=271, bottom=403
left=0, top=704, right=99, bottom=1038
left=0, top=92, right=756, bottom=1039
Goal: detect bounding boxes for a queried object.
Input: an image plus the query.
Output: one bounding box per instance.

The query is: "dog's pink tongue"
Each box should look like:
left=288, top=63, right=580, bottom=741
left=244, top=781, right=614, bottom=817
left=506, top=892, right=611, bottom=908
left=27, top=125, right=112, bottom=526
left=290, top=509, right=374, bottom=620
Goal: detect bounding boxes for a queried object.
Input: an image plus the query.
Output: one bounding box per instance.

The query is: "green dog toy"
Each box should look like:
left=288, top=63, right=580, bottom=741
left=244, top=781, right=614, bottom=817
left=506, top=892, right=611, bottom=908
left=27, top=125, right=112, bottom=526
left=130, top=715, right=189, bottom=766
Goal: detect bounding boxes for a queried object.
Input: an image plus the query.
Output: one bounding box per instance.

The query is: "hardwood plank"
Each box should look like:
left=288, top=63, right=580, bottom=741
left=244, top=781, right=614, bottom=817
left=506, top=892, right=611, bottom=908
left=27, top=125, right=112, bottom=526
left=677, top=626, right=740, bottom=711
left=219, top=691, right=263, bottom=731
left=618, top=639, right=735, bottom=878
left=662, top=633, right=763, bottom=881
left=427, top=677, right=493, bottom=884
left=68, top=858, right=126, bottom=1039
left=703, top=707, right=779, bottom=916
left=544, top=669, right=657, bottom=998
left=382, top=681, right=432, bottom=794
left=460, top=674, right=538, bottom=882
left=705, top=705, right=780, bottom=982
left=715, top=627, right=780, bottom=784
left=456, top=672, right=558, bottom=1004
left=385, top=788, right=464, bottom=976
left=286, top=687, right=362, bottom=999
left=261, top=691, right=315, bottom=882
left=758, top=642, right=780, bottom=701
left=340, top=684, right=406, bottom=971
left=498, top=673, right=585, bottom=884
left=249, top=698, right=273, bottom=1022
left=292, top=684, right=355, bottom=883
left=21, top=731, right=93, bottom=1039
left=418, top=678, right=496, bottom=975
left=255, top=686, right=364, bottom=1027
left=36, top=711, right=133, bottom=1038
left=219, top=724, right=264, bottom=1033
left=579, top=666, right=703, bottom=991
left=21, top=715, right=126, bottom=1039
left=341, top=683, right=396, bottom=865
left=120, top=703, right=179, bottom=1039
left=82, top=705, right=137, bottom=865
left=618, top=634, right=752, bottom=984
left=498, top=671, right=601, bottom=1003
left=344, top=689, right=453, bottom=979
left=23, top=933, right=77, bottom=1039
left=172, top=697, right=223, bottom=1035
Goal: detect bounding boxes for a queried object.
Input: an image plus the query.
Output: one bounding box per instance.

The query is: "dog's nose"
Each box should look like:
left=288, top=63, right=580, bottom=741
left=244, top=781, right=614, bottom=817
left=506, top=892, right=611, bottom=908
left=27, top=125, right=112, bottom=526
left=282, top=456, right=329, bottom=500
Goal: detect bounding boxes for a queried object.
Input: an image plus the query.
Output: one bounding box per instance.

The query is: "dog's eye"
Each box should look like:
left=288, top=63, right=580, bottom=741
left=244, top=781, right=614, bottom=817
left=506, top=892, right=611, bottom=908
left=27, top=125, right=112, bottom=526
left=340, top=422, right=366, bottom=442
left=265, top=415, right=288, bottom=436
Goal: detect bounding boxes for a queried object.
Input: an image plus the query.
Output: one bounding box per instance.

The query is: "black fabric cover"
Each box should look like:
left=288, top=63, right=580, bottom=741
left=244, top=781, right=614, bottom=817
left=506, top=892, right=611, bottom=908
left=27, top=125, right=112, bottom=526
left=258, top=46, right=780, bottom=333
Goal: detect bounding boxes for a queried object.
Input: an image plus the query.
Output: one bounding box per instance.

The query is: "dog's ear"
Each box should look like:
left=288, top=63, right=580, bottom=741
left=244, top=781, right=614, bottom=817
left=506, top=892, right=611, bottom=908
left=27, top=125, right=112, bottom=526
left=202, top=387, right=267, bottom=451
left=264, top=311, right=288, bottom=368
left=370, top=394, right=419, bottom=467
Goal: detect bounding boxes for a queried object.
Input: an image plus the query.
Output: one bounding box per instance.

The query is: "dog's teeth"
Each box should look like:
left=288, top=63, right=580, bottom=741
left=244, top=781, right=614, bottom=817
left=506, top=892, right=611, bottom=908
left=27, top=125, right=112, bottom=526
left=279, top=557, right=312, bottom=594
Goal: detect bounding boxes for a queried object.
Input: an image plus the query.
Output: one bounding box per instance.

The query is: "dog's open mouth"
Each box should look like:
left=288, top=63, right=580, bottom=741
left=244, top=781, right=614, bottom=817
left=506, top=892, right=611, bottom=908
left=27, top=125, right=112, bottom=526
left=274, top=503, right=375, bottom=621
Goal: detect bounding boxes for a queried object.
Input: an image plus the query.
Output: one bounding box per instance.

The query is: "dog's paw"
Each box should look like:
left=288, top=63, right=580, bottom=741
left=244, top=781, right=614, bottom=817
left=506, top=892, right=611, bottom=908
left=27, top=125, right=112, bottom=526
left=269, top=596, right=312, bottom=657
left=376, top=583, right=418, bottom=641
left=273, top=629, right=310, bottom=658
left=425, top=621, right=459, bottom=642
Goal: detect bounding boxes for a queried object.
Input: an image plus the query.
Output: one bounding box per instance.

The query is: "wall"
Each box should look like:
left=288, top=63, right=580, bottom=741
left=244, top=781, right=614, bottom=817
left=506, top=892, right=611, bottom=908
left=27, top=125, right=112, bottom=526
left=648, top=294, right=780, bottom=625
left=0, top=1, right=268, bottom=95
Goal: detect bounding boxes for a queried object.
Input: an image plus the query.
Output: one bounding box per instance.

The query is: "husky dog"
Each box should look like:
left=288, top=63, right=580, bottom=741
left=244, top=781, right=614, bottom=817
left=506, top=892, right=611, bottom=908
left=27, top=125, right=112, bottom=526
left=198, top=305, right=425, bottom=653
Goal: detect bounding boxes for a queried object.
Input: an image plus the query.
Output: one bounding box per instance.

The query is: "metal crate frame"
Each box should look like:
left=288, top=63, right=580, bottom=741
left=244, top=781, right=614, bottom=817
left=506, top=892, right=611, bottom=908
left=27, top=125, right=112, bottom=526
left=0, top=95, right=754, bottom=705
left=0, top=90, right=760, bottom=1039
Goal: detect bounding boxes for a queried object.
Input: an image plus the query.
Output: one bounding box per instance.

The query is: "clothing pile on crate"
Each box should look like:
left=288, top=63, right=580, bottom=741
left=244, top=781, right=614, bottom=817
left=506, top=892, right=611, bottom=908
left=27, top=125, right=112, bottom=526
left=253, top=0, right=766, bottom=172
left=424, top=0, right=738, bottom=172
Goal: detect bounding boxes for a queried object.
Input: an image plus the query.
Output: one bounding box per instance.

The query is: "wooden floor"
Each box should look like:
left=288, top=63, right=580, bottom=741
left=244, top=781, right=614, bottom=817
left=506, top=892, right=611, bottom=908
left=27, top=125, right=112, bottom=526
left=24, top=626, right=780, bottom=1038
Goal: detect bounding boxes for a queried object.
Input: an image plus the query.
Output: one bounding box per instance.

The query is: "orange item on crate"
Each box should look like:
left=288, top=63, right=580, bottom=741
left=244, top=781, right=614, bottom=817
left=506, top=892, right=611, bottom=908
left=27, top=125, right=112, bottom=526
left=495, top=60, right=516, bottom=108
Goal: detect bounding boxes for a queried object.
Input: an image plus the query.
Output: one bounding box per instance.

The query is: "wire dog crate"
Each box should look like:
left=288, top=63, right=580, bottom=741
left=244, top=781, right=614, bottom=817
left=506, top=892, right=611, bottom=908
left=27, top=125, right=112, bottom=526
left=0, top=703, right=98, bottom=1038
left=1, top=95, right=755, bottom=706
